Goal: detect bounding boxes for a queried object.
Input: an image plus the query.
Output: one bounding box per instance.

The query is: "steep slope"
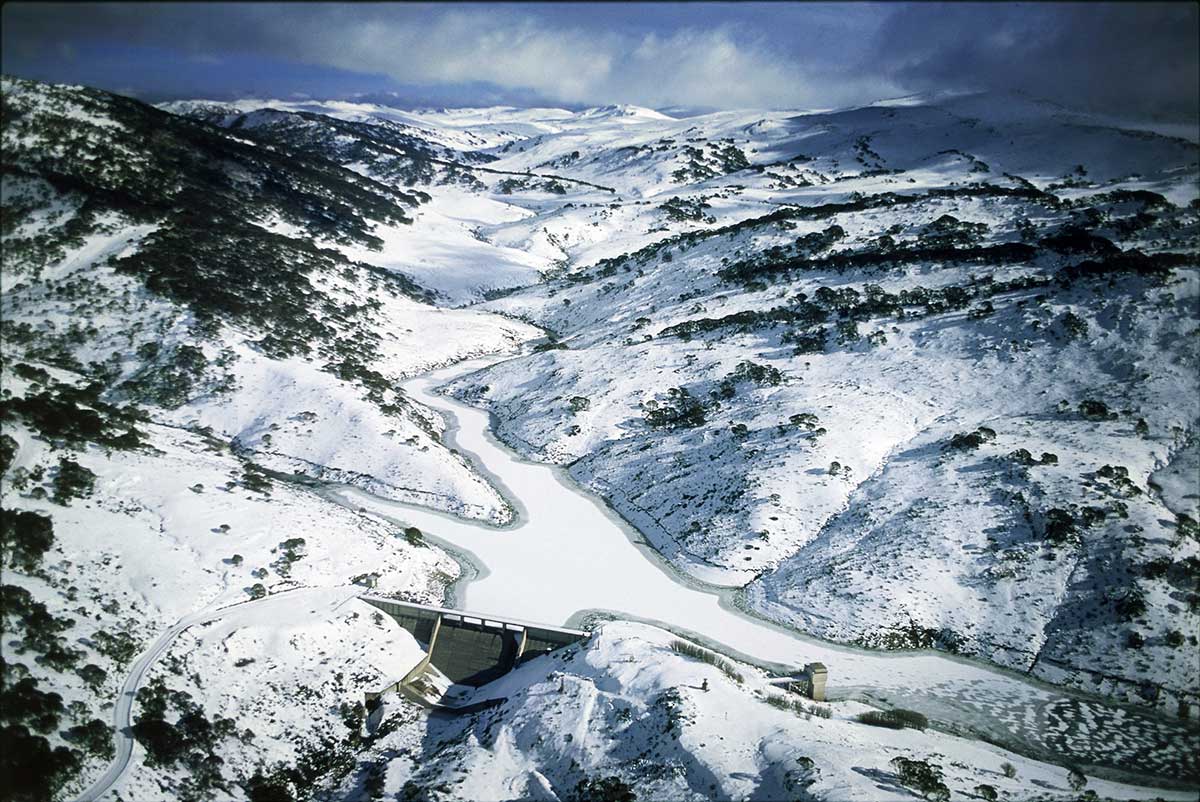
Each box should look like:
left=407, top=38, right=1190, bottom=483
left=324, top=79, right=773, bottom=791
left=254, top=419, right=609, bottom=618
left=2, top=75, right=536, bottom=518
left=162, top=87, right=1199, bottom=718
left=105, top=615, right=1198, bottom=801
left=0, top=76, right=534, bottom=799
left=160, top=100, right=627, bottom=303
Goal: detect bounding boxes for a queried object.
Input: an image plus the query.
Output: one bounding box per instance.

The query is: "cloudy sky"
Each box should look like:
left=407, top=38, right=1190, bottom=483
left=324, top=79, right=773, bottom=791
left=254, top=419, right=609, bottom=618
left=2, top=2, right=1196, bottom=123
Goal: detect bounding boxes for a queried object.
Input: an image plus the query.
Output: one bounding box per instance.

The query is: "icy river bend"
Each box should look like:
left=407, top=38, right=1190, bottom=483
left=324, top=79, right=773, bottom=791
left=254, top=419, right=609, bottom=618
left=324, top=353, right=1198, bottom=787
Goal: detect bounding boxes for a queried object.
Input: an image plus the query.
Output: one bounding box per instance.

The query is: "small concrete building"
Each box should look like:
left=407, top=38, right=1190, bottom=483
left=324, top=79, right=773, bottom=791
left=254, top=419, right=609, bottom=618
left=774, top=662, right=829, bottom=701
left=804, top=662, right=828, bottom=702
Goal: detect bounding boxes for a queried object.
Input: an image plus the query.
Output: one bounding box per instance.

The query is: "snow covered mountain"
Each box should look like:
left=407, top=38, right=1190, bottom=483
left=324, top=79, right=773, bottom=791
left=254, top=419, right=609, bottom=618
left=431, top=93, right=1200, bottom=714
left=3, top=74, right=1198, bottom=801
left=1, top=76, right=533, bottom=799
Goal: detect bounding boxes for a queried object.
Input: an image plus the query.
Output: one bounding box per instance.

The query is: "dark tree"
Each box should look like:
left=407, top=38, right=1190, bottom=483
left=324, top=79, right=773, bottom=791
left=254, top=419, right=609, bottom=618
left=574, top=776, right=637, bottom=802
left=1, top=509, right=55, bottom=570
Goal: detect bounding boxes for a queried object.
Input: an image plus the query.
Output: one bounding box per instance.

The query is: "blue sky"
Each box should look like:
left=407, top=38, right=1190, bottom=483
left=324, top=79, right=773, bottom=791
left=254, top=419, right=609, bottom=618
left=2, top=2, right=1196, bottom=122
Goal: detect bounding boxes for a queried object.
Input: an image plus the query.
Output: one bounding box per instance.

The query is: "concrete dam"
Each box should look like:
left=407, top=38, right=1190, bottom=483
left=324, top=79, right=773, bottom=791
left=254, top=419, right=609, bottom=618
left=361, top=596, right=588, bottom=692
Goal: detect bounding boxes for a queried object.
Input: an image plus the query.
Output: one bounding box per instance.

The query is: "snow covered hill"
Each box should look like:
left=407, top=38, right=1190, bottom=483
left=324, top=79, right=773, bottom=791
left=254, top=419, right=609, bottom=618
left=1, top=76, right=536, bottom=799
left=427, top=92, right=1200, bottom=715
left=3, top=75, right=1198, bottom=801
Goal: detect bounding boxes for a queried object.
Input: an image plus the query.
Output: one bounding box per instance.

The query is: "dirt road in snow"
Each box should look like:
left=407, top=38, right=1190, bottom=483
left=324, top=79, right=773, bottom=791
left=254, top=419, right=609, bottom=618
left=72, top=588, right=361, bottom=802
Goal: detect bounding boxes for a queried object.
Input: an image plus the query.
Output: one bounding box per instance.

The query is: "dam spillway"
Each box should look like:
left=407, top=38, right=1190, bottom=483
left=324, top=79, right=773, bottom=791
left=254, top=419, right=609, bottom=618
left=361, top=596, right=588, bottom=687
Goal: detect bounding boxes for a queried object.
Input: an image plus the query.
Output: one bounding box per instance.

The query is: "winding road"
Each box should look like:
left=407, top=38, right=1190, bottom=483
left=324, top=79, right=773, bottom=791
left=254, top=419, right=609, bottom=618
left=72, top=589, right=361, bottom=802
left=77, top=350, right=1198, bottom=800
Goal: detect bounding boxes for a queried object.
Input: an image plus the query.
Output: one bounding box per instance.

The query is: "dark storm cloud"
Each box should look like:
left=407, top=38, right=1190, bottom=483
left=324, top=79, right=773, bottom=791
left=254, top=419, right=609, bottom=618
left=2, top=3, right=896, bottom=109
left=872, top=2, right=1199, bottom=124
left=1, top=3, right=310, bottom=60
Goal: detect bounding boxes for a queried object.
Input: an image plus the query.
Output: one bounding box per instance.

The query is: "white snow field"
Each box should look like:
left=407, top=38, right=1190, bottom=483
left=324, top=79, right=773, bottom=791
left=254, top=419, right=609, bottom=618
left=417, top=94, right=1200, bottom=720
left=333, top=188, right=552, bottom=306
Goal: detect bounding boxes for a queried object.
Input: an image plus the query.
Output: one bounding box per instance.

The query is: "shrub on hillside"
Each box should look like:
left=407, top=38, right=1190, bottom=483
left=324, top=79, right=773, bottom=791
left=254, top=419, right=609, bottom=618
left=1, top=509, right=55, bottom=571
left=240, top=463, right=273, bottom=495
left=1008, top=448, right=1035, bottom=466
left=889, top=757, right=949, bottom=801
left=1116, top=588, right=1147, bottom=621
left=835, top=319, right=860, bottom=344
left=1042, top=508, right=1078, bottom=545
left=855, top=708, right=928, bottom=731
left=119, top=343, right=212, bottom=408
left=77, top=663, right=107, bottom=691
left=716, top=361, right=783, bottom=398
left=63, top=718, right=114, bottom=760
left=132, top=676, right=236, bottom=794
left=668, top=640, right=744, bottom=683
left=0, top=723, right=82, bottom=802
left=948, top=431, right=985, bottom=450
left=51, top=458, right=95, bottom=505
left=644, top=387, right=707, bottom=429
left=790, top=328, right=827, bottom=354
left=1078, top=399, right=1111, bottom=420
left=3, top=585, right=76, bottom=660
left=573, top=775, right=636, bottom=802
left=0, top=675, right=67, bottom=735
left=1059, top=311, right=1088, bottom=339
left=0, top=381, right=146, bottom=451
left=0, top=434, right=17, bottom=475
left=92, top=629, right=139, bottom=664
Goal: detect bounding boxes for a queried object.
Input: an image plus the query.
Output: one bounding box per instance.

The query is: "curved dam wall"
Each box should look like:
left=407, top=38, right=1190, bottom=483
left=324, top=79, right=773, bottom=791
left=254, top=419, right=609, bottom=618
left=362, top=596, right=587, bottom=687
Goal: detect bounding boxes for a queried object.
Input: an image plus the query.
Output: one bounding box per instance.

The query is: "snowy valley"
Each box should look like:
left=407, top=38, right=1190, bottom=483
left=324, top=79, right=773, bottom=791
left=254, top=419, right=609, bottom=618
left=2, top=73, right=1198, bottom=802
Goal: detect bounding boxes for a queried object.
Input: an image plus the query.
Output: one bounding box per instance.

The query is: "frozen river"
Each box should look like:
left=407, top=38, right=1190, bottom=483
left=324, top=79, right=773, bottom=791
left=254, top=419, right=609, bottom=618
left=326, top=354, right=1198, bottom=786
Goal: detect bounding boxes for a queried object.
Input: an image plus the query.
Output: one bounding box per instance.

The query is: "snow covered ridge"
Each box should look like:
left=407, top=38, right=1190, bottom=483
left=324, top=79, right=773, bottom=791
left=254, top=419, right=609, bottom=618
left=469, top=235, right=1199, bottom=713
left=0, top=76, right=535, bottom=798
left=437, top=98, right=1200, bottom=715
left=1, top=75, right=533, bottom=519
